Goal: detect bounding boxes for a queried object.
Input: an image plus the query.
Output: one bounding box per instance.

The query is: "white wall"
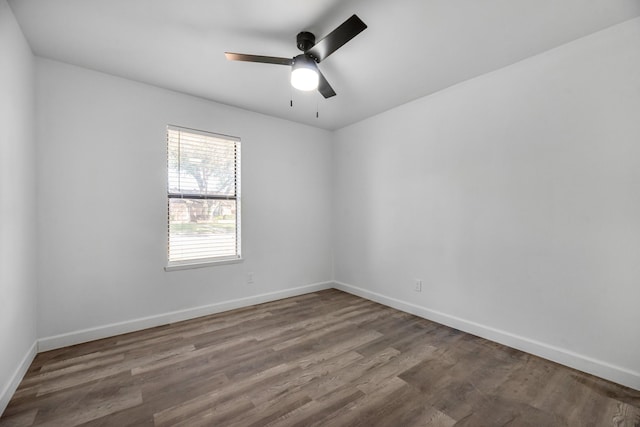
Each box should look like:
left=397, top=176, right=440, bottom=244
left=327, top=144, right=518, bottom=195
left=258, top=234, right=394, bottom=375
left=333, top=18, right=640, bottom=390
left=0, top=0, right=38, bottom=413
left=35, top=59, right=333, bottom=346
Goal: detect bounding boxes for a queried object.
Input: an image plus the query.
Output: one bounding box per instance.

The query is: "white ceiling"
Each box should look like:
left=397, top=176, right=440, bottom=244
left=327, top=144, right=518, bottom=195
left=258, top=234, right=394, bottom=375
left=9, top=0, right=640, bottom=130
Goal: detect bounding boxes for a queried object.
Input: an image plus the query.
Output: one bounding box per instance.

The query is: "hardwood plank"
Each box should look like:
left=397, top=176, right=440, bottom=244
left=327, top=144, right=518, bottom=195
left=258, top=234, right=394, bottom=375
left=168, top=396, right=254, bottom=427
left=151, top=362, right=295, bottom=425
left=304, top=347, right=402, bottom=400
left=265, top=386, right=365, bottom=427
left=36, top=345, right=196, bottom=396
left=0, top=409, right=37, bottom=427
left=33, top=386, right=143, bottom=426
left=309, top=376, right=408, bottom=426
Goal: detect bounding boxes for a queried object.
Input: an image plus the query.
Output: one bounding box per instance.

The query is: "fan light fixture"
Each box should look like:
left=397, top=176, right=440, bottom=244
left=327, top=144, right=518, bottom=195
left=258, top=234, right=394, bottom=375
left=291, top=55, right=319, bottom=91
left=225, top=14, right=367, bottom=99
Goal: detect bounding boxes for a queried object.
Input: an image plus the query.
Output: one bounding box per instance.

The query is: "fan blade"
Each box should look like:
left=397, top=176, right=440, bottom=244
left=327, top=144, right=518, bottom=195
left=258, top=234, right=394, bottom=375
left=225, top=52, right=293, bottom=66
left=306, top=14, right=367, bottom=62
left=317, top=69, right=336, bottom=98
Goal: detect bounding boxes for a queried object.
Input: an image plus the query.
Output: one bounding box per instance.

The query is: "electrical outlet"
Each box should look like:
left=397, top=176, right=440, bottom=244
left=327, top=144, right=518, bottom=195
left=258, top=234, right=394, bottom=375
left=414, top=280, right=422, bottom=292
left=247, top=272, right=254, bottom=284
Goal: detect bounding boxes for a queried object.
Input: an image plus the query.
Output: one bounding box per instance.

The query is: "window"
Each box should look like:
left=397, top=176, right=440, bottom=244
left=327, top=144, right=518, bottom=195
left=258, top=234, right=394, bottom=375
left=166, top=125, right=241, bottom=268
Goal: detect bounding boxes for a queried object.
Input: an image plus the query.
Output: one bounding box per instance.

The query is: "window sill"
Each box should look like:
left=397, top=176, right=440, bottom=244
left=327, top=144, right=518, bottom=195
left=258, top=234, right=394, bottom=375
left=164, top=257, right=243, bottom=272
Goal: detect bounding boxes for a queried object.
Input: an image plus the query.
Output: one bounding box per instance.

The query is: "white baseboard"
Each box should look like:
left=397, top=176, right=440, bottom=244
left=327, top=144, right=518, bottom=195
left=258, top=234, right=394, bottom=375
left=38, top=281, right=333, bottom=352
left=333, top=281, right=640, bottom=391
left=0, top=340, right=37, bottom=416
left=31, top=279, right=640, bottom=391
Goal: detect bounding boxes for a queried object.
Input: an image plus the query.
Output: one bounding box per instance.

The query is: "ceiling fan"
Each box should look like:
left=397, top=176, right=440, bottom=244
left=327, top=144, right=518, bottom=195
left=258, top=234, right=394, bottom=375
left=225, top=14, right=367, bottom=99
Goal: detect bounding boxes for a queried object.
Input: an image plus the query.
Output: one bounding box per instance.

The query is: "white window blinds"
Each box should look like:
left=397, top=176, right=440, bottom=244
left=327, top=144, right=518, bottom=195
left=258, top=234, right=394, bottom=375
left=167, top=125, right=241, bottom=265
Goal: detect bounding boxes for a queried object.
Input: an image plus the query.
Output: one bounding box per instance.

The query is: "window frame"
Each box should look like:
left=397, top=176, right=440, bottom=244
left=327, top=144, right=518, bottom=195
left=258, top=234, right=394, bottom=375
left=164, top=125, right=242, bottom=271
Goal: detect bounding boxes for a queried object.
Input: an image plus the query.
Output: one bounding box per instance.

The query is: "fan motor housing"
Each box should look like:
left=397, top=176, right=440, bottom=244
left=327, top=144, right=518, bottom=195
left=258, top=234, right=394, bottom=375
left=296, top=32, right=316, bottom=52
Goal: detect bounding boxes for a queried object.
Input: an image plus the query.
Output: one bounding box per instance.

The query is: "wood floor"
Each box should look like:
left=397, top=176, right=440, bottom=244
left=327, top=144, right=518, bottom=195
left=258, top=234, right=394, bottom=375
left=1, top=290, right=638, bottom=426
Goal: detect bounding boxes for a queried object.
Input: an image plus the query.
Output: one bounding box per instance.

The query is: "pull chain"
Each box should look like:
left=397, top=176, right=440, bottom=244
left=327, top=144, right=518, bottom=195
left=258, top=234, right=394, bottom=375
left=288, top=89, right=321, bottom=119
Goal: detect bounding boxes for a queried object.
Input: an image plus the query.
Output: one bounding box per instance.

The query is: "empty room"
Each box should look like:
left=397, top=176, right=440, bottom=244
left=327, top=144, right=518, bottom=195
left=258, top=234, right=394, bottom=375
left=1, top=0, right=639, bottom=425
